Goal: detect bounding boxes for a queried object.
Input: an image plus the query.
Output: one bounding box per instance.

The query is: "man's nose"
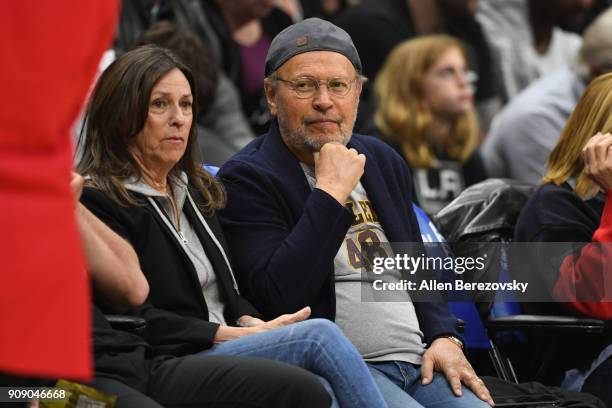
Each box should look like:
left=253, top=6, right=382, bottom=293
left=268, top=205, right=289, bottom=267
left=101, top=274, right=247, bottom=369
left=312, top=85, right=334, bottom=111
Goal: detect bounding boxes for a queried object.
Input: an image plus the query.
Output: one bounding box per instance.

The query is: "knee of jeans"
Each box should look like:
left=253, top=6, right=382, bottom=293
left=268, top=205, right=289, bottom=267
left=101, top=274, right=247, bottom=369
left=301, top=318, right=343, bottom=340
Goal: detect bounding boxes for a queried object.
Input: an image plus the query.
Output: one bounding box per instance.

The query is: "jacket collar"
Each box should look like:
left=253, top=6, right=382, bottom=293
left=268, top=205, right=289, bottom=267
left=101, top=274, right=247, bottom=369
left=124, top=172, right=189, bottom=212
left=258, top=120, right=316, bottom=204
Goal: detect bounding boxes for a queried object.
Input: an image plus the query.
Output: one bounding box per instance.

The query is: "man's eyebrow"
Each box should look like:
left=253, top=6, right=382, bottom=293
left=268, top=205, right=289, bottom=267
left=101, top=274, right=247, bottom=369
left=286, top=73, right=316, bottom=78
left=289, top=73, right=350, bottom=79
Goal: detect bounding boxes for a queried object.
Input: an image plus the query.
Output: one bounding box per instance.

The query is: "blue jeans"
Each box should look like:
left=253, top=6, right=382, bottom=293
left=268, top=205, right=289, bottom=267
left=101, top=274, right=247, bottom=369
left=368, top=361, right=490, bottom=408
left=199, top=319, right=387, bottom=408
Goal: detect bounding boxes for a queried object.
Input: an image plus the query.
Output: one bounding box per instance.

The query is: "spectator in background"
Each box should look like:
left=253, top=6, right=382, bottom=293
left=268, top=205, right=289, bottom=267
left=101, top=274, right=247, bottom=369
left=114, top=0, right=158, bottom=55
left=301, top=0, right=348, bottom=20
left=216, top=0, right=294, bottom=134
left=477, top=0, right=595, bottom=101
left=334, top=0, right=500, bottom=133
left=374, top=35, right=486, bottom=216
left=277, top=0, right=304, bottom=21
left=137, top=21, right=241, bottom=166
left=481, top=7, right=612, bottom=184
left=514, top=72, right=612, bottom=406
left=515, top=74, right=612, bottom=320
left=165, top=0, right=293, bottom=135
left=581, top=0, right=612, bottom=30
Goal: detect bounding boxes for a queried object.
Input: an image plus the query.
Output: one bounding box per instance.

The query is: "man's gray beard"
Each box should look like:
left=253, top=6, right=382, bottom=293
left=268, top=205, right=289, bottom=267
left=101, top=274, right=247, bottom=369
left=277, top=114, right=355, bottom=153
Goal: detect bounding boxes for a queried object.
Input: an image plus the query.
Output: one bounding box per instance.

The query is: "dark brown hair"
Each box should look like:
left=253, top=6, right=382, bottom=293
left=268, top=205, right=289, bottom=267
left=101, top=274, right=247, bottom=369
left=76, top=44, right=225, bottom=214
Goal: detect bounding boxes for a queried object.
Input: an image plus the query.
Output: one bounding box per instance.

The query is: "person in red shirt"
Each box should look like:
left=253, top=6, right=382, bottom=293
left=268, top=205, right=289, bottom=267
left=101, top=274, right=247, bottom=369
left=0, top=0, right=118, bottom=381
left=514, top=72, right=612, bottom=406
left=515, top=72, right=612, bottom=320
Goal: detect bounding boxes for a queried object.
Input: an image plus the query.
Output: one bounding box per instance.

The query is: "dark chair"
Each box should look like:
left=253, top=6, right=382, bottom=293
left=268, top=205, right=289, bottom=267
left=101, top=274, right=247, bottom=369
left=433, top=178, right=607, bottom=384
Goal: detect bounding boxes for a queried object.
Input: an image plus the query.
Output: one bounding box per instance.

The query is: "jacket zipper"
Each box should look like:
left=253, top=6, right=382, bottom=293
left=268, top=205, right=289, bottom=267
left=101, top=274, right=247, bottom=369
left=147, top=197, right=191, bottom=250
left=147, top=195, right=241, bottom=295
left=186, top=192, right=240, bottom=294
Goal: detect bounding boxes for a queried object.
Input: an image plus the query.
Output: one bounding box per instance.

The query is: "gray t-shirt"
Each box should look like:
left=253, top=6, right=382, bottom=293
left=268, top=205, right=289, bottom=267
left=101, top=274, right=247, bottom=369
left=301, top=164, right=425, bottom=364
left=125, top=173, right=227, bottom=325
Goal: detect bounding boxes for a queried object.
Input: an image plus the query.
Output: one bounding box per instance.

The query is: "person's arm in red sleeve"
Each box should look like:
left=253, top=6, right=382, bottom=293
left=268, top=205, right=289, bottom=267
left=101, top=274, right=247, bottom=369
left=553, top=190, right=612, bottom=319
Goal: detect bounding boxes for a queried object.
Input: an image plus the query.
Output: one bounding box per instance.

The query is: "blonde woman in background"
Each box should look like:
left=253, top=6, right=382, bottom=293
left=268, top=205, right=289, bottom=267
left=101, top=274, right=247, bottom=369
left=515, top=72, right=612, bottom=318
left=514, top=72, right=612, bottom=406
left=374, top=35, right=486, bottom=215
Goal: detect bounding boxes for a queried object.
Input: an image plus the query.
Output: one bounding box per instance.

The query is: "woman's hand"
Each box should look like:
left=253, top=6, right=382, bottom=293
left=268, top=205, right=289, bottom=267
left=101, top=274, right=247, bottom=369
left=214, top=307, right=311, bottom=343
left=583, top=132, right=612, bottom=191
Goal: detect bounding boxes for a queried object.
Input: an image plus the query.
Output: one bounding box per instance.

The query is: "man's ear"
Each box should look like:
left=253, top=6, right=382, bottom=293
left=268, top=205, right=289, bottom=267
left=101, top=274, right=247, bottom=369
left=353, top=77, right=364, bottom=105
left=356, top=76, right=366, bottom=97
left=264, top=79, right=278, bottom=116
left=356, top=80, right=363, bottom=101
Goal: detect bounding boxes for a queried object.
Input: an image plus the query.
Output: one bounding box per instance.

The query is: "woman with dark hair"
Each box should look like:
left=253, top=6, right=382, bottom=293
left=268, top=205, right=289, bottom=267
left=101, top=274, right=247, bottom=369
left=77, top=44, right=387, bottom=408
left=136, top=20, right=246, bottom=166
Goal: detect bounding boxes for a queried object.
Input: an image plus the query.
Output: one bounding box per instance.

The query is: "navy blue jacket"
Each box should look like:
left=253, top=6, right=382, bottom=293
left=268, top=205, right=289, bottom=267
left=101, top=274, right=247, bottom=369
left=218, top=121, right=460, bottom=345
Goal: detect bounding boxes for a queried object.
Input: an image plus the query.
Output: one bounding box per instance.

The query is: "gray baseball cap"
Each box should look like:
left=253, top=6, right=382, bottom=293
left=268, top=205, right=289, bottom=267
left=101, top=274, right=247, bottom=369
left=264, top=17, right=362, bottom=76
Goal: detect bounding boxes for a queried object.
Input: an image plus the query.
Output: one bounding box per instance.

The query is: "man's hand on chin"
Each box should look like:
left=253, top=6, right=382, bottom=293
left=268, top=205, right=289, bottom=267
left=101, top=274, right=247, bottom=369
left=314, top=142, right=365, bottom=204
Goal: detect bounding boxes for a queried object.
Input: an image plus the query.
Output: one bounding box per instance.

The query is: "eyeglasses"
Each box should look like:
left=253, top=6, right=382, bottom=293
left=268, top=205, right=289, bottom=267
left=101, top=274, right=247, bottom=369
left=430, top=67, right=478, bottom=84
left=273, top=76, right=360, bottom=98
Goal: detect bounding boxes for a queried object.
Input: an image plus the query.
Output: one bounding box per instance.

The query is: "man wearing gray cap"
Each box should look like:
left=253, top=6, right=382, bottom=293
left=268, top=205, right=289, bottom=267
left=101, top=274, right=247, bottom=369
left=218, top=18, right=493, bottom=408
